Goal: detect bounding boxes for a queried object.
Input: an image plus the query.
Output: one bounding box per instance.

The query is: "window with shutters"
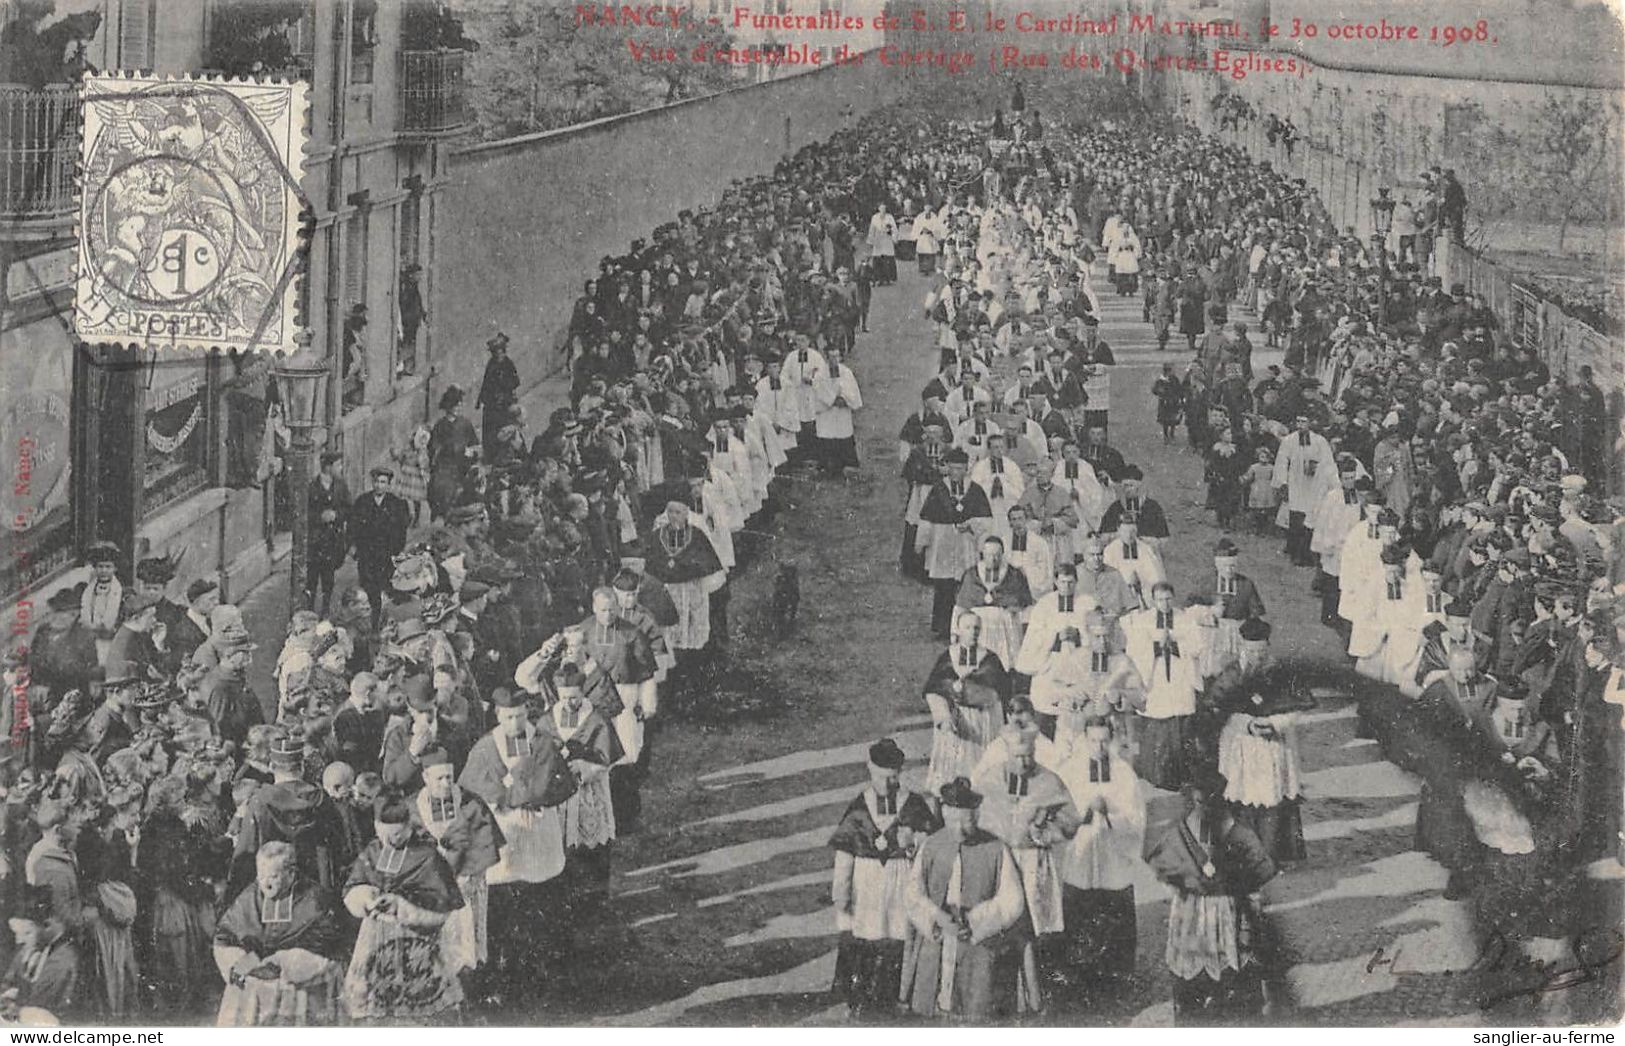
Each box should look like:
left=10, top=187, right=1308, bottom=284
left=345, top=212, right=368, bottom=308
left=118, top=0, right=156, bottom=71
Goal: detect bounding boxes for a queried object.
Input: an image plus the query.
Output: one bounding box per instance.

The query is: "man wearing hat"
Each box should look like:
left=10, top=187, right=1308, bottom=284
left=1213, top=663, right=1313, bottom=864
left=307, top=450, right=352, bottom=616
left=1145, top=765, right=1278, bottom=1022
left=458, top=686, right=578, bottom=994
left=902, top=777, right=1026, bottom=1019
left=1199, top=539, right=1266, bottom=669
left=192, top=603, right=250, bottom=672
left=829, top=737, right=941, bottom=1020
left=901, top=419, right=951, bottom=580
left=380, top=672, right=442, bottom=792
left=349, top=465, right=411, bottom=632
left=410, top=747, right=504, bottom=982
left=1413, top=597, right=1491, bottom=693
left=200, top=632, right=263, bottom=748
left=457, top=576, right=512, bottom=699
left=164, top=577, right=219, bottom=670
left=917, top=448, right=994, bottom=640
left=340, top=795, right=465, bottom=1020
left=642, top=499, right=728, bottom=658
left=1390, top=561, right=1456, bottom=697
left=1349, top=542, right=1417, bottom=683
left=477, top=333, right=520, bottom=461
left=1098, top=465, right=1168, bottom=546
left=228, top=733, right=349, bottom=897
left=30, top=586, right=99, bottom=701
left=74, top=669, right=139, bottom=764
left=1470, top=546, right=1533, bottom=668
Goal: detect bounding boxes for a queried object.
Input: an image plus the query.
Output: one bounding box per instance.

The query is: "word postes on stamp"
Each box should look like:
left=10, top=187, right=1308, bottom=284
left=74, top=74, right=307, bottom=354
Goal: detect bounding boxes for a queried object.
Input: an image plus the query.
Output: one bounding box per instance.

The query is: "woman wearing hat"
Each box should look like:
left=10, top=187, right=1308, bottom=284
left=428, top=386, right=478, bottom=522
left=477, top=334, right=520, bottom=462
left=1145, top=766, right=1278, bottom=1023
left=3, top=883, right=81, bottom=1021
left=80, top=542, right=124, bottom=664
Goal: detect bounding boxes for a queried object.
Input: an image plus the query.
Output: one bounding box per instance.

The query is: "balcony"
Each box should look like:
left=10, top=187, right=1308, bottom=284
left=0, top=85, right=81, bottom=229
left=400, top=49, right=471, bottom=137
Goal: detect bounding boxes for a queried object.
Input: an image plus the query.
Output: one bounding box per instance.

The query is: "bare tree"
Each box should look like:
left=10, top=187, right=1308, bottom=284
left=1531, top=93, right=1623, bottom=252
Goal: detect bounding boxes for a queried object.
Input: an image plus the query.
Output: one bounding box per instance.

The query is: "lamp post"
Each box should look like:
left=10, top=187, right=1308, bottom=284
left=273, top=337, right=330, bottom=610
left=1370, top=187, right=1396, bottom=328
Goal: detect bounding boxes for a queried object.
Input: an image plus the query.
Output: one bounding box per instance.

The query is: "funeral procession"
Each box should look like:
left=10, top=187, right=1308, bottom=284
left=0, top=0, right=1621, bottom=1031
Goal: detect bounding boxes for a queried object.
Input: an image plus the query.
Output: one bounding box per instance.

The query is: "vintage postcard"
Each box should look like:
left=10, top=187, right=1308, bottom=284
left=0, top=0, right=1620, bottom=1037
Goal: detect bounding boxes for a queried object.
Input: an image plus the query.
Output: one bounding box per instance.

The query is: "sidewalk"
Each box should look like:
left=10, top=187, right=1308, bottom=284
left=236, top=364, right=574, bottom=714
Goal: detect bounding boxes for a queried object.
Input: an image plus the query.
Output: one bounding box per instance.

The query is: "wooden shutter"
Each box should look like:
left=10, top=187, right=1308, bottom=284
left=399, top=193, right=421, bottom=270
left=344, top=212, right=368, bottom=309
left=118, top=0, right=154, bottom=70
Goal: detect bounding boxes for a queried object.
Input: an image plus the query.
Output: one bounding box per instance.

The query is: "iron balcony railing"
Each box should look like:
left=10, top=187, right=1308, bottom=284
left=400, top=49, right=470, bottom=135
left=0, top=85, right=81, bottom=220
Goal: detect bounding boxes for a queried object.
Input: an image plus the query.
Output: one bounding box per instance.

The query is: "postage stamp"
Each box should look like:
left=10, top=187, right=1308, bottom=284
left=73, top=74, right=308, bottom=354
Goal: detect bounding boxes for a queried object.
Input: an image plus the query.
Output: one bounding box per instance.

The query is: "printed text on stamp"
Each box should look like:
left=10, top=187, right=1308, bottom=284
left=74, top=75, right=307, bottom=355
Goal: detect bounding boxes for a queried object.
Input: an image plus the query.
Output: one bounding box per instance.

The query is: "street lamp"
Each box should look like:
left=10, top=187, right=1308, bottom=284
left=273, top=336, right=330, bottom=610
left=1370, top=187, right=1396, bottom=327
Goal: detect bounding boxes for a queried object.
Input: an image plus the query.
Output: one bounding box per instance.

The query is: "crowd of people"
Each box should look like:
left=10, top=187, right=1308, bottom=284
left=842, top=103, right=1314, bottom=1025
left=0, top=107, right=918, bottom=1025
left=828, top=90, right=1621, bottom=1025
left=0, top=80, right=1620, bottom=1029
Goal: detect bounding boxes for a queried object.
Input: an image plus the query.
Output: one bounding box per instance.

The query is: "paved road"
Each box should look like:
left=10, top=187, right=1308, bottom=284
left=544, top=267, right=1515, bottom=1026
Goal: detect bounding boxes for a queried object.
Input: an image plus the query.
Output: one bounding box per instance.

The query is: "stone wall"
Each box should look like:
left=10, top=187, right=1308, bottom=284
left=431, top=54, right=900, bottom=407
